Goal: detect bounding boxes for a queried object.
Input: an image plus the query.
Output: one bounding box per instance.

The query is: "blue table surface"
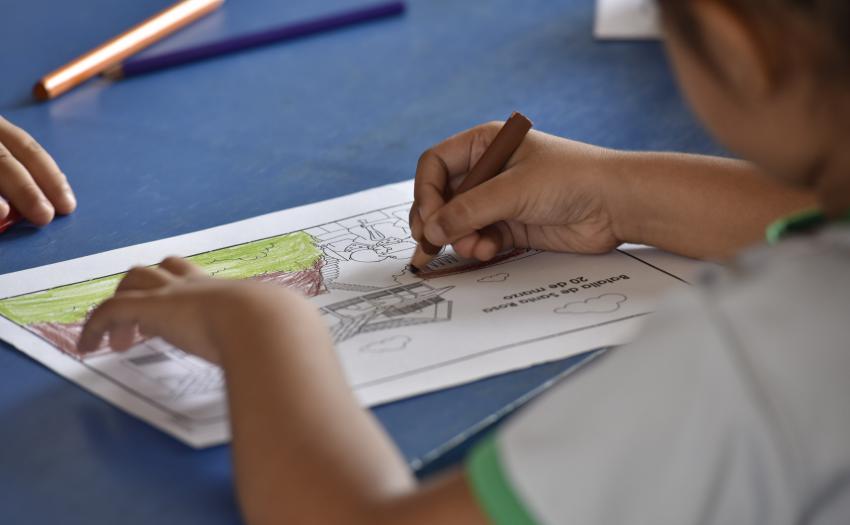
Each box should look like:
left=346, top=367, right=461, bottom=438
left=0, top=0, right=722, bottom=523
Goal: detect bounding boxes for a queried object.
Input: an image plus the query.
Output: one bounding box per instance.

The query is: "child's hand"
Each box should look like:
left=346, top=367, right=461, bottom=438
left=76, top=257, right=311, bottom=364
left=410, top=122, right=625, bottom=261
left=0, top=116, right=76, bottom=225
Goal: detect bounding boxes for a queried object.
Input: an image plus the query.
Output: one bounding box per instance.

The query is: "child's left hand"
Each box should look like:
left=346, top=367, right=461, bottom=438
left=76, top=256, right=313, bottom=364
left=0, top=115, right=76, bottom=225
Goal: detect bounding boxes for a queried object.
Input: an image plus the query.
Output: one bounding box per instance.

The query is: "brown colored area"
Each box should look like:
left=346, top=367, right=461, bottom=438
left=417, top=249, right=530, bottom=280
left=31, top=321, right=98, bottom=356
left=249, top=258, right=326, bottom=297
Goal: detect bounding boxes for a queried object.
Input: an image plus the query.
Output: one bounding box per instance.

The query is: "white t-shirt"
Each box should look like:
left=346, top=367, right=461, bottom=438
left=468, top=225, right=850, bottom=525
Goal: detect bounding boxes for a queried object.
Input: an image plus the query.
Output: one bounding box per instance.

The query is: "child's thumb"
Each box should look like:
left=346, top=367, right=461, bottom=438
left=422, top=174, right=521, bottom=245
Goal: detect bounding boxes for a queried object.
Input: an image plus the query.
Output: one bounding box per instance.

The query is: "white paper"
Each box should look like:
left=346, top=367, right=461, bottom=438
left=0, top=180, right=701, bottom=447
left=595, top=0, right=661, bottom=40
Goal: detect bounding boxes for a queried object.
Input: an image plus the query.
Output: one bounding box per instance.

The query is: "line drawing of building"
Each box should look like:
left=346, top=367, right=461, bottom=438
left=321, top=282, right=454, bottom=343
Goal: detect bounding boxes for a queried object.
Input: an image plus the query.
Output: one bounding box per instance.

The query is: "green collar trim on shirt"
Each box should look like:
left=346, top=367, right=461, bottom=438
left=766, top=207, right=850, bottom=245
left=467, top=436, right=539, bottom=525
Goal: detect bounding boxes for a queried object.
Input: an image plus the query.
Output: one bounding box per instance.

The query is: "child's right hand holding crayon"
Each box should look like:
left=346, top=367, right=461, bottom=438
left=411, top=122, right=816, bottom=262
left=411, top=123, right=622, bottom=261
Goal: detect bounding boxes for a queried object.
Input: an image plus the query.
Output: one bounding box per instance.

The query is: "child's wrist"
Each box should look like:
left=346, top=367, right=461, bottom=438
left=209, top=285, right=329, bottom=366
left=600, top=149, right=644, bottom=246
left=204, top=286, right=278, bottom=360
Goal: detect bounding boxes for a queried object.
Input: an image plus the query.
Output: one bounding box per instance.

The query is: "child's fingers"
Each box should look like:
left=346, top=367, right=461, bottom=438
left=410, top=203, right=425, bottom=241
left=422, top=170, right=523, bottom=246
left=0, top=141, right=55, bottom=225
left=159, top=256, right=204, bottom=278
left=0, top=116, right=75, bottom=215
left=117, top=266, right=174, bottom=293
left=78, top=293, right=158, bottom=354
left=78, top=296, right=135, bottom=353
left=109, top=322, right=138, bottom=352
left=413, top=149, right=451, bottom=226
left=471, top=224, right=509, bottom=261
left=453, top=225, right=506, bottom=261
left=452, top=222, right=518, bottom=260
left=413, top=124, right=499, bottom=222
left=450, top=232, right=480, bottom=259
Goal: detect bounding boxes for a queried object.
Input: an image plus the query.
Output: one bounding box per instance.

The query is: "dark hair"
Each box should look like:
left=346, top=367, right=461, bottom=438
left=657, top=0, right=850, bottom=80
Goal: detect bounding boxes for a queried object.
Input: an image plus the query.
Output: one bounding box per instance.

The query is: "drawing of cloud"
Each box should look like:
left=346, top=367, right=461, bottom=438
left=360, top=335, right=412, bottom=353
left=554, top=294, right=627, bottom=315
left=477, top=273, right=509, bottom=283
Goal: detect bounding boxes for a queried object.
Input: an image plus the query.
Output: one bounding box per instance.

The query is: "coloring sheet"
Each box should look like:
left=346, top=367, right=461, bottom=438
left=0, top=180, right=701, bottom=447
left=595, top=0, right=661, bottom=40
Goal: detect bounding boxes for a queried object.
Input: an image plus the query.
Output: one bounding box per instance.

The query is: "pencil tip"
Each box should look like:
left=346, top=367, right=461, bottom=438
left=409, top=265, right=420, bottom=274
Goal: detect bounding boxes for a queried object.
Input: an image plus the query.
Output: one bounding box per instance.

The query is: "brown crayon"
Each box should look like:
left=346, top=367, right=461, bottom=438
left=410, top=112, right=533, bottom=272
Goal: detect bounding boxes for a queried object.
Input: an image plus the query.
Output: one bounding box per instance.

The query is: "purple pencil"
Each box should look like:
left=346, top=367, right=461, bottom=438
left=105, top=1, right=405, bottom=78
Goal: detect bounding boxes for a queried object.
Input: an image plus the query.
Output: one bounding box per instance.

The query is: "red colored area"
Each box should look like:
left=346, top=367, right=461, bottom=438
left=0, top=208, right=22, bottom=234
left=30, top=321, right=92, bottom=356
left=249, top=258, right=325, bottom=297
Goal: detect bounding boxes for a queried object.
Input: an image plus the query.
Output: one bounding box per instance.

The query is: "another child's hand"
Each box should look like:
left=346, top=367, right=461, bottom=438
left=411, top=122, right=626, bottom=260
left=0, top=116, right=76, bottom=225
left=76, top=257, right=312, bottom=364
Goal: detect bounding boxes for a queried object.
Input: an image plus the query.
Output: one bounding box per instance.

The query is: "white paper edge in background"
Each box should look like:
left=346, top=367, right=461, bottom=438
left=594, top=0, right=661, bottom=40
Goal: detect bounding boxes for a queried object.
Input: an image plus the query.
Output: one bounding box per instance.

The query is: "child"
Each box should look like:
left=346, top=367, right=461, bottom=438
left=78, top=0, right=850, bottom=523
left=0, top=115, right=75, bottom=225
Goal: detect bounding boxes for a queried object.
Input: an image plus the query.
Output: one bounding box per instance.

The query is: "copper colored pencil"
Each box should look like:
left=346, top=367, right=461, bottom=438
left=410, top=112, right=533, bottom=272
left=33, top=0, right=224, bottom=101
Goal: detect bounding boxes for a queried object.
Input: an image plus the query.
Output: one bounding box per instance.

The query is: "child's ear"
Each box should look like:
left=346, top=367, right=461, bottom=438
left=691, top=0, right=773, bottom=99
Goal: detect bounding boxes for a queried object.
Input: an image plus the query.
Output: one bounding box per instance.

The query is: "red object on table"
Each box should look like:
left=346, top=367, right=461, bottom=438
left=0, top=208, right=22, bottom=234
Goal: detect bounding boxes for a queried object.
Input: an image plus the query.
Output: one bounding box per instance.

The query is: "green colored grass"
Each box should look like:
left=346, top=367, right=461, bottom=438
left=0, top=274, right=124, bottom=325
left=0, top=231, right=322, bottom=326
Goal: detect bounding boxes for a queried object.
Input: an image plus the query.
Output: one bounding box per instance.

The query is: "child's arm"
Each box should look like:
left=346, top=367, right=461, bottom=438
left=0, top=115, right=76, bottom=225
left=77, top=258, right=489, bottom=525
left=411, top=123, right=815, bottom=261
